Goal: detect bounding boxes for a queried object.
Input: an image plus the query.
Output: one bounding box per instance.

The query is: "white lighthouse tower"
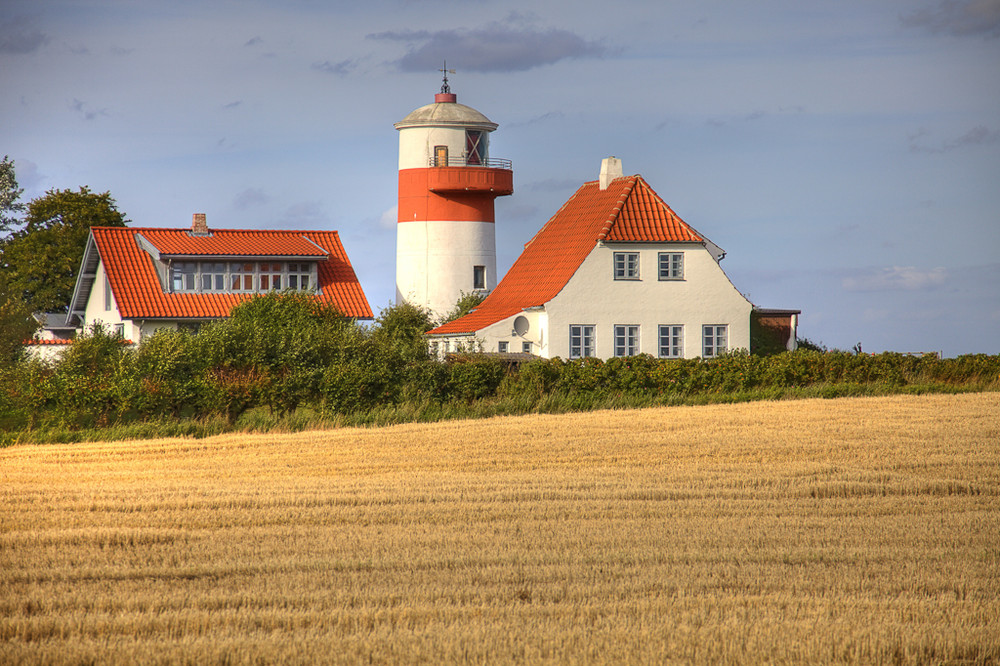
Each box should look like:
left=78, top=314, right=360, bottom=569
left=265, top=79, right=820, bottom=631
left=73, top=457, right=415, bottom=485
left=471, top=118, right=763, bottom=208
left=394, top=71, right=513, bottom=319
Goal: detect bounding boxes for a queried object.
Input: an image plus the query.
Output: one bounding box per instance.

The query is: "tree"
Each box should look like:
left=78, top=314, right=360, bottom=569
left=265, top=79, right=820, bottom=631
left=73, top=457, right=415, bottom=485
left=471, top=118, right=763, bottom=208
left=0, top=187, right=128, bottom=313
left=0, top=286, right=38, bottom=366
left=371, top=301, right=434, bottom=363
left=437, top=290, right=487, bottom=327
left=0, top=155, right=25, bottom=236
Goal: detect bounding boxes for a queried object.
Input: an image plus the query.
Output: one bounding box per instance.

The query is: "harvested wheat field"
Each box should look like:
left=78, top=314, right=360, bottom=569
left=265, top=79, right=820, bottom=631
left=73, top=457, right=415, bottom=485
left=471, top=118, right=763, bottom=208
left=2, top=393, right=999, bottom=664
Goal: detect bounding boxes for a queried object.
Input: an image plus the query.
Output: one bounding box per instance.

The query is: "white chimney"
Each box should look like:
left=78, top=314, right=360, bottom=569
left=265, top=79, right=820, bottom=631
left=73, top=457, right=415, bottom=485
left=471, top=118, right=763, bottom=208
left=599, top=156, right=623, bottom=190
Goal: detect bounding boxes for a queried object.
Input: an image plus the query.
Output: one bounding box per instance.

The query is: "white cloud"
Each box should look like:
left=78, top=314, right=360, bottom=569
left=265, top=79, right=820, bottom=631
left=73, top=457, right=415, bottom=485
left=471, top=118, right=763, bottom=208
left=842, top=266, right=948, bottom=292
left=379, top=205, right=397, bottom=229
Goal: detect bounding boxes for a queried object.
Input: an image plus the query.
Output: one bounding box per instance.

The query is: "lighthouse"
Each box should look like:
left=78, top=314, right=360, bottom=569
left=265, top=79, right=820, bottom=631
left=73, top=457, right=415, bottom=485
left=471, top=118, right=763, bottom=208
left=394, top=72, right=513, bottom=319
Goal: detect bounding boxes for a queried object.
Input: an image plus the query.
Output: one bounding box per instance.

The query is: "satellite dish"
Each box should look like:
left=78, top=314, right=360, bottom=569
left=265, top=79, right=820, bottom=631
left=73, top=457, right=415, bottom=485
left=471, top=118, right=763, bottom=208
left=513, top=316, right=529, bottom=336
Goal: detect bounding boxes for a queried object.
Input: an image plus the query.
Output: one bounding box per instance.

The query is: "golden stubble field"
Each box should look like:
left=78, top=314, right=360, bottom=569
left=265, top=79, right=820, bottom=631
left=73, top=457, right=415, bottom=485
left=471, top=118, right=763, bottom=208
left=1, top=393, right=998, bottom=664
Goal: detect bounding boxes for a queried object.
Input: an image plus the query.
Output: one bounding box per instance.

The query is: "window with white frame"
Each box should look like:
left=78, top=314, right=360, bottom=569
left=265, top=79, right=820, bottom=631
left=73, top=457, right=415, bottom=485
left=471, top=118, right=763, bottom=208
left=287, top=262, right=312, bottom=291
left=498, top=341, right=508, bottom=353
left=522, top=341, right=532, bottom=354
left=104, top=274, right=113, bottom=311
left=259, top=262, right=283, bottom=291
left=614, top=325, right=640, bottom=357
left=230, top=262, right=255, bottom=292
left=658, top=325, right=683, bottom=358
left=703, top=325, right=728, bottom=358
left=613, top=252, right=640, bottom=280
left=201, top=262, right=226, bottom=291
left=569, top=325, right=595, bottom=359
left=171, top=262, right=197, bottom=292
left=658, top=252, right=684, bottom=280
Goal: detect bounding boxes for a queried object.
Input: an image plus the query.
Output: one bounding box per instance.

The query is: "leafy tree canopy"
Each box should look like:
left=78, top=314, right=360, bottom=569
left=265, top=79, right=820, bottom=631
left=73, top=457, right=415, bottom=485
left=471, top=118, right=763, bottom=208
left=371, top=301, right=434, bottom=363
left=0, top=155, right=25, bottom=236
left=437, top=290, right=487, bottom=327
left=0, top=285, right=38, bottom=367
left=0, top=186, right=128, bottom=313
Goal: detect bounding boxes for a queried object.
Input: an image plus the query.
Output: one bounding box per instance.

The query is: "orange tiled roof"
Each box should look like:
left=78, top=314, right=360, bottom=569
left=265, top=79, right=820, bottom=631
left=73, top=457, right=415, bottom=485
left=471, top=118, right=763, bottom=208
left=139, top=228, right=329, bottom=257
left=92, top=227, right=372, bottom=320
left=430, top=175, right=702, bottom=335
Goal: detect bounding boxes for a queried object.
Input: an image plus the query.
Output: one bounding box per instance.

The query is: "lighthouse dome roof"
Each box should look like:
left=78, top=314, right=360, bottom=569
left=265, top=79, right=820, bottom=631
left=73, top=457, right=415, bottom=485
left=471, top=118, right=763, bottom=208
left=395, top=98, right=498, bottom=132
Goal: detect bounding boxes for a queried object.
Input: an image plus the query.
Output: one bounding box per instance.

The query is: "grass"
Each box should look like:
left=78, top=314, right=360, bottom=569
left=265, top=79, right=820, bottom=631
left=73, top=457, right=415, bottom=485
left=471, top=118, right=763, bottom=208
left=2, top=393, right=998, bottom=663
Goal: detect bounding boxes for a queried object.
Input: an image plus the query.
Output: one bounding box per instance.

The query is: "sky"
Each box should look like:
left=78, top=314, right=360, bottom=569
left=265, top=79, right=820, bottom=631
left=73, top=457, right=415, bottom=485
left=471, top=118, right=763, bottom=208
left=3, top=0, right=999, bottom=356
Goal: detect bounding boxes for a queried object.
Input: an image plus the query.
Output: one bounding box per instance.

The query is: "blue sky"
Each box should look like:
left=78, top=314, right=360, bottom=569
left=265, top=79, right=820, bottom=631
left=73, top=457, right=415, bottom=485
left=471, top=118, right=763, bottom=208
left=3, top=0, right=999, bottom=355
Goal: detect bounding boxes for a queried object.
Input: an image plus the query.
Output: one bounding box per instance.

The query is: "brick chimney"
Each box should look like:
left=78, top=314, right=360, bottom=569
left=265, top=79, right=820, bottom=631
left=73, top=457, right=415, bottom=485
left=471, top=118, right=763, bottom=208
left=191, top=213, right=209, bottom=235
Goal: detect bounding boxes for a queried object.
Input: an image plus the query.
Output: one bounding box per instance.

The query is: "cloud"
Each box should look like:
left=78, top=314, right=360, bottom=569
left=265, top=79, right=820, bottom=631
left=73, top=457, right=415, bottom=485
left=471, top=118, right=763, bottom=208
left=368, top=22, right=604, bottom=72
left=842, top=266, right=948, bottom=292
left=233, top=188, right=269, bottom=211
left=0, top=15, right=49, bottom=54
left=280, top=201, right=329, bottom=228
left=245, top=36, right=262, bottom=47
left=312, top=59, right=357, bottom=76
left=909, top=125, right=1000, bottom=152
left=378, top=205, right=397, bottom=229
left=508, top=111, right=564, bottom=128
left=901, top=0, right=1000, bottom=38
left=223, top=100, right=242, bottom=109
left=69, top=98, right=108, bottom=121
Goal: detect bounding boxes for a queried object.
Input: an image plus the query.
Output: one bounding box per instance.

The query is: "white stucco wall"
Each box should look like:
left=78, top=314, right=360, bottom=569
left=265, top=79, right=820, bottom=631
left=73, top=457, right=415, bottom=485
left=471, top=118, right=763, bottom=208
left=398, top=126, right=488, bottom=168
left=396, top=219, right=497, bottom=320
left=82, top=261, right=133, bottom=338
left=438, top=242, right=752, bottom=360
left=545, top=242, right=751, bottom=359
left=81, top=260, right=186, bottom=342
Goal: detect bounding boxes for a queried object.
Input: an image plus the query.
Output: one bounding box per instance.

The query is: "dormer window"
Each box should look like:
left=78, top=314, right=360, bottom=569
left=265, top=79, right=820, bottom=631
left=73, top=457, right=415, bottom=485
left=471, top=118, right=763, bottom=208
left=231, top=262, right=255, bottom=292
left=287, top=263, right=311, bottom=291
left=202, top=263, right=226, bottom=291
left=260, top=262, right=283, bottom=291
left=168, top=260, right=317, bottom=294
left=171, top=262, right=197, bottom=291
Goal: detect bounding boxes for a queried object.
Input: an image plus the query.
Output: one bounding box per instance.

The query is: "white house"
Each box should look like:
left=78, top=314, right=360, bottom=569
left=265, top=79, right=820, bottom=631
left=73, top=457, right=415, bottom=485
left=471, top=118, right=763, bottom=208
left=31, top=214, right=371, bottom=349
left=428, top=157, right=792, bottom=360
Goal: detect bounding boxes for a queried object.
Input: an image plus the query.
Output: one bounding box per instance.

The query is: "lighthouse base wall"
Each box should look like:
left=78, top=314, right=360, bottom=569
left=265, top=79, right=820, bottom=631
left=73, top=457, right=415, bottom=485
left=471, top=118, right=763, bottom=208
left=396, top=219, right=497, bottom=319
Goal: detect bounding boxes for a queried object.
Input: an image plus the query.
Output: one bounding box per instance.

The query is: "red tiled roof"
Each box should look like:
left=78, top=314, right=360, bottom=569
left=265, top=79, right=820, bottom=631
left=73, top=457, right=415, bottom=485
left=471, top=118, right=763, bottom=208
left=139, top=228, right=328, bottom=257
left=430, top=175, right=702, bottom=335
left=93, top=227, right=372, bottom=320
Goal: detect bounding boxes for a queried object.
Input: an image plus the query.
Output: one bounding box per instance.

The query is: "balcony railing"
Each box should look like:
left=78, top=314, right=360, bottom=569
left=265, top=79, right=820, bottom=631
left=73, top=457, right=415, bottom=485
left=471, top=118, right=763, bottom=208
left=429, top=156, right=512, bottom=169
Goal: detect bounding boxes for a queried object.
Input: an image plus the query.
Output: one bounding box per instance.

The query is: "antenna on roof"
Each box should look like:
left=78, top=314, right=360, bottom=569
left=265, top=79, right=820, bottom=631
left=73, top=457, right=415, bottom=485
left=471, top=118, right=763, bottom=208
left=439, top=61, right=455, bottom=94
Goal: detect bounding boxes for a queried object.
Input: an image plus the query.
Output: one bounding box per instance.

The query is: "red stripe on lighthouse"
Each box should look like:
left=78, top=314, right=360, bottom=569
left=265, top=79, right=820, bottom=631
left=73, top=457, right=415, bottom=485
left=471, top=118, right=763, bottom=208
left=398, top=169, right=508, bottom=223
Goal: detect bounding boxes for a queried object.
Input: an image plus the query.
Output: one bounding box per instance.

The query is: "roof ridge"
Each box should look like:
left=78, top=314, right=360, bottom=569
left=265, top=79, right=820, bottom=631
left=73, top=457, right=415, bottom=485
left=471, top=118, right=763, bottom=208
left=597, top=175, right=638, bottom=241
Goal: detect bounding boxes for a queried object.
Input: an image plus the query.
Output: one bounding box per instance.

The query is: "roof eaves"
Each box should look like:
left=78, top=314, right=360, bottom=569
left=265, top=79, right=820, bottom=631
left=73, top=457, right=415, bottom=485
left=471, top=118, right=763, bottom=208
left=66, top=232, right=101, bottom=326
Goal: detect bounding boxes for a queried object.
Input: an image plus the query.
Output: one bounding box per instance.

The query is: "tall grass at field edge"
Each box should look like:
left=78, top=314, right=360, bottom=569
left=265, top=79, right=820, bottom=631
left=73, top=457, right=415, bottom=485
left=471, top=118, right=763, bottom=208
left=4, top=381, right=994, bottom=447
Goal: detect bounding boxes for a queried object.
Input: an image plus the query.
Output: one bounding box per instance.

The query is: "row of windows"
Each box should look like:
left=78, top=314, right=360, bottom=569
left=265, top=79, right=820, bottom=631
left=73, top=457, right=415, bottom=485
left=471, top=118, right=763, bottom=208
left=568, top=324, right=728, bottom=359
left=497, top=340, right=532, bottom=354
left=169, top=261, right=316, bottom=294
left=613, top=252, right=684, bottom=281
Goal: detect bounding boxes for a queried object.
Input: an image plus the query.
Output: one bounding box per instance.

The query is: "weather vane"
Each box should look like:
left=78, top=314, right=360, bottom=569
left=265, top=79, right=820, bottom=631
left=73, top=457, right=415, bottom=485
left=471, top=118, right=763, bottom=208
left=439, top=61, right=455, bottom=94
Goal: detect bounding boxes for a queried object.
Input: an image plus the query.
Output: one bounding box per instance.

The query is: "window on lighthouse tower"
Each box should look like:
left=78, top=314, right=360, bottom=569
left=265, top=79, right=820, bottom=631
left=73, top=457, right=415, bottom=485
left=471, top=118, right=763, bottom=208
left=466, top=131, right=484, bottom=165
